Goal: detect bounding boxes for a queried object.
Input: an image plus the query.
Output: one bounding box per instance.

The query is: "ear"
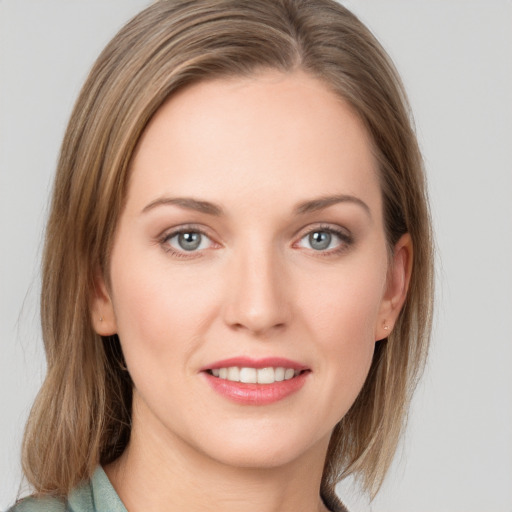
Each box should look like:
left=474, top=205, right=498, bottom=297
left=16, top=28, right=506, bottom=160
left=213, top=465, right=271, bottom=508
left=375, top=233, right=413, bottom=341
left=90, top=269, right=117, bottom=336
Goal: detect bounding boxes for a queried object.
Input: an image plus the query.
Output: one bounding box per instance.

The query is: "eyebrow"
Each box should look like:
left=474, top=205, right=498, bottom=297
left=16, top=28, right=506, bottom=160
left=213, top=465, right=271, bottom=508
left=294, top=194, right=371, bottom=217
left=141, top=193, right=370, bottom=218
left=141, top=197, right=223, bottom=216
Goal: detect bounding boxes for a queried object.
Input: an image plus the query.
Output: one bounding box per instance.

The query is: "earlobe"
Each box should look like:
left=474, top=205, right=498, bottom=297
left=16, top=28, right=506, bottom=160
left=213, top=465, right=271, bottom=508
left=90, top=270, right=117, bottom=336
left=375, top=233, right=413, bottom=341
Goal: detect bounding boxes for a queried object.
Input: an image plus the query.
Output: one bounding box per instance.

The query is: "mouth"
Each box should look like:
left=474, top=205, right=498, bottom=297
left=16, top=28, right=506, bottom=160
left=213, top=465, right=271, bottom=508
left=201, top=357, right=310, bottom=405
left=206, top=366, right=305, bottom=384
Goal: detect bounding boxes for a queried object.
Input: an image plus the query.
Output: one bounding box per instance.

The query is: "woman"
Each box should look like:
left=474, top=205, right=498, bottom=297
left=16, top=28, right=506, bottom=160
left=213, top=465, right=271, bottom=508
left=10, top=0, right=433, bottom=510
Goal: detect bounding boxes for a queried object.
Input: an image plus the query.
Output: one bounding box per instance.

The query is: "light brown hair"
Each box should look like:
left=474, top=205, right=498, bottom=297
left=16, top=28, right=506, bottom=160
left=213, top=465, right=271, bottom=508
left=22, top=0, right=433, bottom=499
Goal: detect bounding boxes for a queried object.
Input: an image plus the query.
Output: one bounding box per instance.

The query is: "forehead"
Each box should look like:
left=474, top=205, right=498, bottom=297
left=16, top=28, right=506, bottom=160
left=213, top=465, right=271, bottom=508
left=127, top=70, right=381, bottom=218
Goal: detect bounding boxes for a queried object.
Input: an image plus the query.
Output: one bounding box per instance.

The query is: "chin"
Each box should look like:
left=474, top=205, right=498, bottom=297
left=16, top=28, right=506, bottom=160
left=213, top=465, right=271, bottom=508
left=191, top=421, right=332, bottom=471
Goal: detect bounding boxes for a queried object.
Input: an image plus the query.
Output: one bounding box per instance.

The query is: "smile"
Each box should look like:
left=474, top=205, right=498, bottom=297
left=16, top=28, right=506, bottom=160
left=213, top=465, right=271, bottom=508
left=208, top=367, right=301, bottom=384
left=202, top=357, right=310, bottom=405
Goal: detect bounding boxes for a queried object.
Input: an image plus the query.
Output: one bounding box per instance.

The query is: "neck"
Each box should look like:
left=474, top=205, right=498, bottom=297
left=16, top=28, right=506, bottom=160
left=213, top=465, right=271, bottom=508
left=105, top=400, right=332, bottom=512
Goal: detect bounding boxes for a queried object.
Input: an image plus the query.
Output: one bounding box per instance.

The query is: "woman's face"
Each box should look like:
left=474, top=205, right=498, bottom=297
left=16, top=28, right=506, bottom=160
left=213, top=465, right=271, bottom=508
left=94, top=70, right=410, bottom=470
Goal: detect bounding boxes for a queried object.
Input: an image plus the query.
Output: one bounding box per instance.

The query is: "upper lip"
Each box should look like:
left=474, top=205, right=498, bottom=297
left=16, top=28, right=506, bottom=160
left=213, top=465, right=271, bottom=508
left=201, top=357, right=308, bottom=372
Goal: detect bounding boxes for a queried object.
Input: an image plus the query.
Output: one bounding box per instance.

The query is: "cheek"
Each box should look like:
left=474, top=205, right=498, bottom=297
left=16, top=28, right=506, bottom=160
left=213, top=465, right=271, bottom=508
left=316, top=291, right=377, bottom=384
left=297, top=256, right=387, bottom=400
left=301, top=256, right=386, bottom=342
left=108, top=248, right=233, bottom=392
left=109, top=254, right=216, bottom=370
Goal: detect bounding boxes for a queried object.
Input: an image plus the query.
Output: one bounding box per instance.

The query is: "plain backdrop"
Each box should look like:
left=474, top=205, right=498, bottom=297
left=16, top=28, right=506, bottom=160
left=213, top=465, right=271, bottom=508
left=1, top=1, right=511, bottom=511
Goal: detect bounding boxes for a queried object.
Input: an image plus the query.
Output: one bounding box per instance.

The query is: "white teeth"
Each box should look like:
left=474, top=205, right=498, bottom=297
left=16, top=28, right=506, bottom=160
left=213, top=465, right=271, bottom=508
left=274, top=367, right=285, bottom=381
left=227, top=366, right=240, bottom=382
left=239, top=367, right=257, bottom=383
left=284, top=368, right=295, bottom=380
left=210, top=366, right=301, bottom=384
left=257, top=367, right=274, bottom=384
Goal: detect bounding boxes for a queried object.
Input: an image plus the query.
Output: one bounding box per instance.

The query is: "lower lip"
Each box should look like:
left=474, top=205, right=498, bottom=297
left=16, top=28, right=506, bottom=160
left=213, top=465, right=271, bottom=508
left=203, top=371, right=309, bottom=405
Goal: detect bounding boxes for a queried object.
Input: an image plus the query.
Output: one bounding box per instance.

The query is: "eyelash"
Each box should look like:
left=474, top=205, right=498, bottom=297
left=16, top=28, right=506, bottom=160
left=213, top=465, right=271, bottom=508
left=294, top=224, right=354, bottom=257
left=159, top=225, right=216, bottom=259
left=158, top=224, right=353, bottom=258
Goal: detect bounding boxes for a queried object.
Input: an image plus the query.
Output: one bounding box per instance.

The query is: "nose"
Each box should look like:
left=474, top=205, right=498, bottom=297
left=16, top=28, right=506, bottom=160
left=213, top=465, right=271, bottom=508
left=223, top=243, right=291, bottom=336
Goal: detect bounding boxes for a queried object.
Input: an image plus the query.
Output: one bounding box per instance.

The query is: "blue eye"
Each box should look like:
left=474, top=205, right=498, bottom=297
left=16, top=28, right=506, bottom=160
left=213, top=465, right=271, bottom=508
left=308, top=231, right=333, bottom=250
left=297, top=228, right=350, bottom=252
left=165, top=231, right=212, bottom=252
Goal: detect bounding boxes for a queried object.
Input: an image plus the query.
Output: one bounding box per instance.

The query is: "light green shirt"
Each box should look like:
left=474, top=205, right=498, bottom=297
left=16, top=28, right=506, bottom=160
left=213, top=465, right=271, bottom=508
left=9, top=466, right=348, bottom=512
left=8, top=466, right=127, bottom=512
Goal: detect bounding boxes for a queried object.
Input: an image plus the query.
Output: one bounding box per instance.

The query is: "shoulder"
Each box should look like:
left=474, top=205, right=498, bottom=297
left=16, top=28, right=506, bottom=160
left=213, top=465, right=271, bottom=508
left=7, top=495, right=66, bottom=512
left=7, top=475, right=94, bottom=512
left=7, top=466, right=125, bottom=512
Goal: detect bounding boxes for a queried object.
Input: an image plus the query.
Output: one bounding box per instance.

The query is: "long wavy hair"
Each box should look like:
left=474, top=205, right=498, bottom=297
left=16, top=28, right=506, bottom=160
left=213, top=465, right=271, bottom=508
left=22, top=0, right=433, bottom=500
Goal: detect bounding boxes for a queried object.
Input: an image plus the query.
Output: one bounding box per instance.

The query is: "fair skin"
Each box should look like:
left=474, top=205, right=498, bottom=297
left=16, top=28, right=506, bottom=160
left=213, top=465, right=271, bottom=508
left=92, top=70, right=411, bottom=512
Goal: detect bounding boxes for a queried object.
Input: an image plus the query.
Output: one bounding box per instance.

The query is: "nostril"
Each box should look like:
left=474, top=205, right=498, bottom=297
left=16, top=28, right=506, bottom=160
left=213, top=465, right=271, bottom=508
left=222, top=266, right=291, bottom=334
left=229, top=320, right=286, bottom=336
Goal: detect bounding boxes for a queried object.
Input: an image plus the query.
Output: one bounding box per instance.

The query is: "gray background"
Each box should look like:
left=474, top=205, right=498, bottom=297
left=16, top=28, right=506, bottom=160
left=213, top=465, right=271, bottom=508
left=1, top=1, right=511, bottom=511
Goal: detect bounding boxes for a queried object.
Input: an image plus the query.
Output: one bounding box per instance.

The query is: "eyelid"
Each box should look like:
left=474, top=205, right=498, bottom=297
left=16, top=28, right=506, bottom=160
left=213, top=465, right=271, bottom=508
left=158, top=224, right=221, bottom=257
left=156, top=222, right=353, bottom=258
left=159, top=223, right=211, bottom=240
left=293, top=223, right=354, bottom=254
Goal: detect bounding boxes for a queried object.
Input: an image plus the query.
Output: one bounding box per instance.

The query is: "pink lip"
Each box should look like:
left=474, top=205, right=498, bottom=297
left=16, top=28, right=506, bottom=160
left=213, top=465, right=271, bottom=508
left=200, top=357, right=310, bottom=406
left=201, top=357, right=308, bottom=371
